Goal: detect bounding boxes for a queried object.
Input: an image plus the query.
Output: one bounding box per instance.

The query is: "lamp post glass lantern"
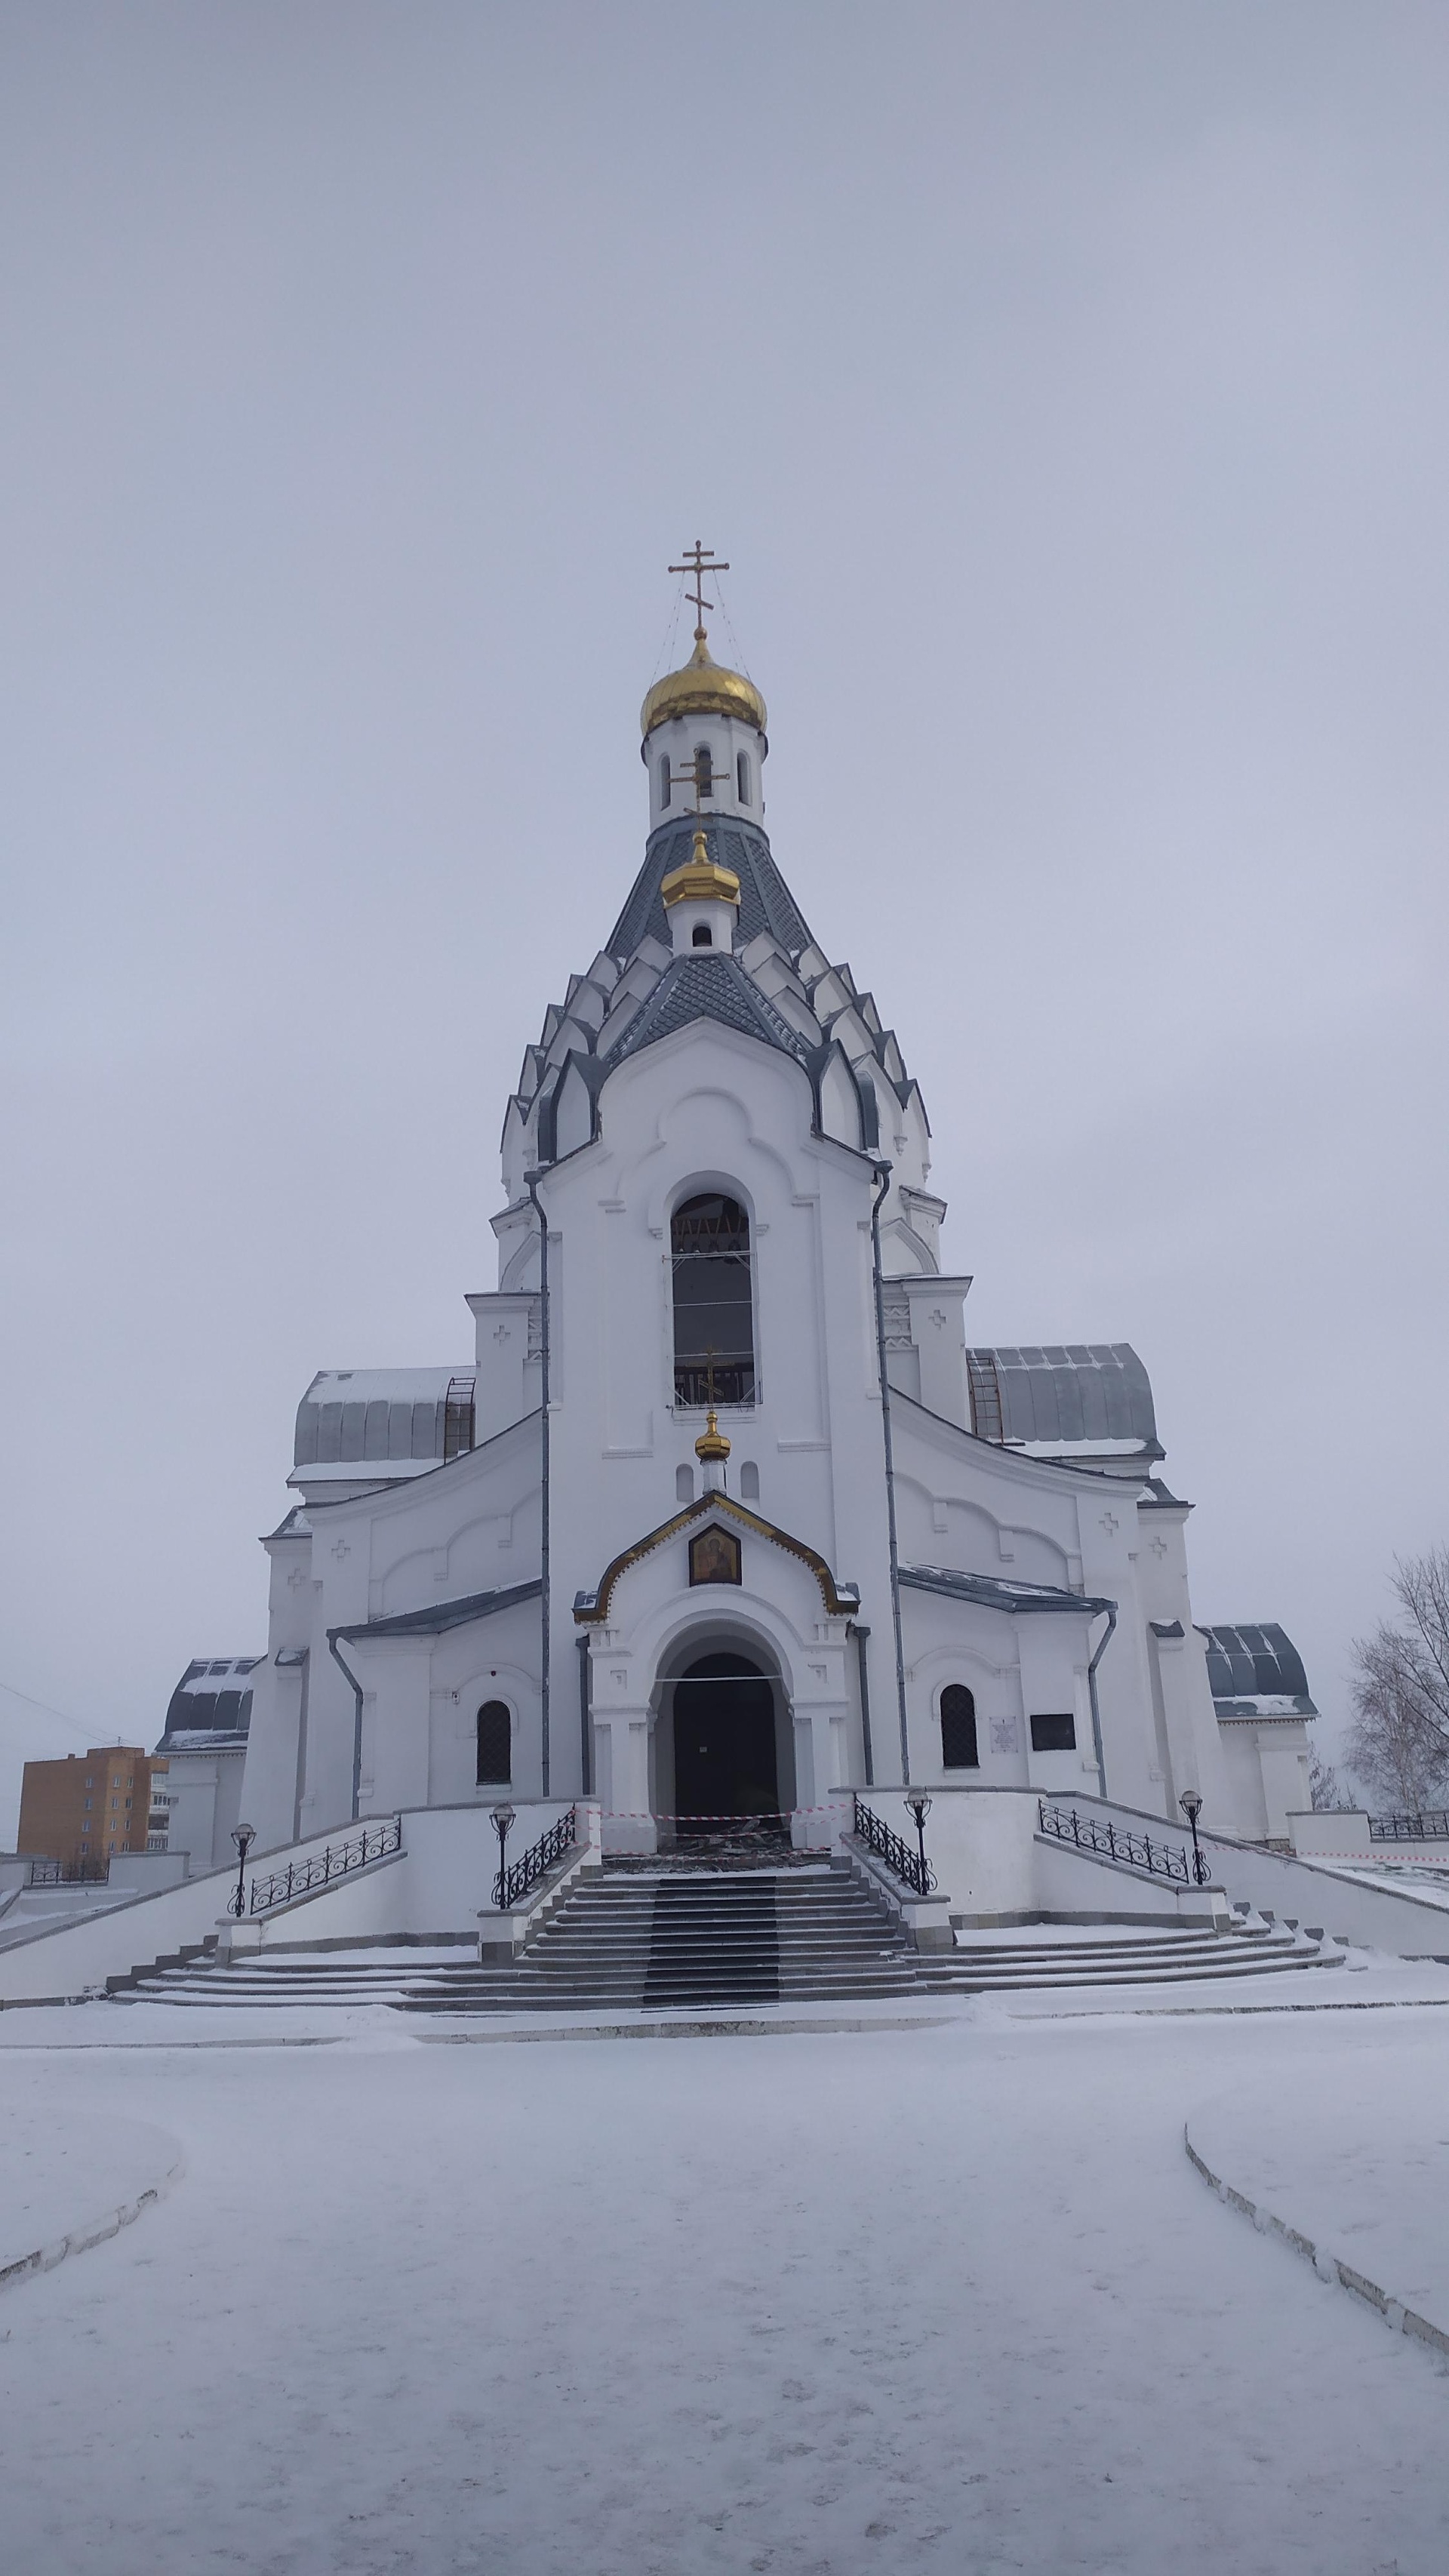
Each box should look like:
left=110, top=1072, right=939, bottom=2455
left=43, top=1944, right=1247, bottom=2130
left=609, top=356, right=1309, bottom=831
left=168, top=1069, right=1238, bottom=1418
left=905, top=1790, right=933, bottom=1885
left=229, top=1821, right=256, bottom=1919
left=491, top=1802, right=517, bottom=1911
left=1178, top=1790, right=1208, bottom=1885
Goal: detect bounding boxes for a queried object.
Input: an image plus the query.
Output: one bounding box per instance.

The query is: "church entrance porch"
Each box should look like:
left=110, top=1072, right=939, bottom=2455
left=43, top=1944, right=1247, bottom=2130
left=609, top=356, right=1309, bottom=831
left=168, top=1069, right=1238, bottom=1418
left=663, top=1648, right=789, bottom=1845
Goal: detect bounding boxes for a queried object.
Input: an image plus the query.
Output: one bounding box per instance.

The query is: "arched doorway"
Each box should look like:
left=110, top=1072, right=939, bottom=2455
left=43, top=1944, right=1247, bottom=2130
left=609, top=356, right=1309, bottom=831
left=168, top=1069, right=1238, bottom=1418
left=670, top=1648, right=781, bottom=1836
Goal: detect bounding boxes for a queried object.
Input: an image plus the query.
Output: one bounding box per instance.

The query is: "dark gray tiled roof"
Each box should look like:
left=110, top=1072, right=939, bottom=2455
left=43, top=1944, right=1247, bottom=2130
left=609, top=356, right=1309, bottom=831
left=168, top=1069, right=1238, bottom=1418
left=968, top=1343, right=1160, bottom=1452
left=1201, top=1623, right=1315, bottom=1710
left=334, top=1581, right=543, bottom=1642
left=608, top=817, right=814, bottom=957
left=605, top=951, right=808, bottom=1067
left=900, top=1565, right=1114, bottom=1617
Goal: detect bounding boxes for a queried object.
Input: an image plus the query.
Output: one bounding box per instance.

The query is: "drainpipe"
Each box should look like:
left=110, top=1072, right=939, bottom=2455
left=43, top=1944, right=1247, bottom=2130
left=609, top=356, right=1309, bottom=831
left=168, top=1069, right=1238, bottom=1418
left=869, top=1161, right=911, bottom=1785
left=851, top=1622, right=875, bottom=1788
left=328, top=1632, right=365, bottom=1823
left=524, top=1168, right=551, bottom=1798
left=1086, top=1602, right=1117, bottom=1801
left=577, top=1632, right=592, bottom=1797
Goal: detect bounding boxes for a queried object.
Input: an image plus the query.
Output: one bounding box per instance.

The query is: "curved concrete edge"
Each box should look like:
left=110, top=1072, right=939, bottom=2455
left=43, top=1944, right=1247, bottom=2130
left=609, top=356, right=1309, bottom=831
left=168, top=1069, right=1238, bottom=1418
left=0, top=2147, right=184, bottom=2296
left=1183, top=2122, right=1449, bottom=2359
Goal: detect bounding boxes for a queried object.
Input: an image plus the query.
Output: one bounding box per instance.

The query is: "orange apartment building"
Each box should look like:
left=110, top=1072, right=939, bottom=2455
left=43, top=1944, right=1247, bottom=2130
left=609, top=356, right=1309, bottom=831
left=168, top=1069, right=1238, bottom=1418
left=17, top=1748, right=169, bottom=1871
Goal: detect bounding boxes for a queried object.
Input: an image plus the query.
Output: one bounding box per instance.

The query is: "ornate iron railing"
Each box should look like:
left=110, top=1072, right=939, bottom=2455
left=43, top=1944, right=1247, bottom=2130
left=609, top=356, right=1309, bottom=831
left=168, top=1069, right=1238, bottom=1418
left=852, top=1793, right=936, bottom=1897
left=493, top=1805, right=577, bottom=1912
left=1036, top=1798, right=1198, bottom=1885
left=26, top=1857, right=109, bottom=1887
left=238, top=1815, right=403, bottom=1916
left=1369, top=1809, right=1449, bottom=1842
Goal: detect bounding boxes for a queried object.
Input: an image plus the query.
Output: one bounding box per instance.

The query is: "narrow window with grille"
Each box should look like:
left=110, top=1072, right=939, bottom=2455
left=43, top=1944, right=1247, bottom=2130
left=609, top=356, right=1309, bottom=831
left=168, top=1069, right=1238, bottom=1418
left=671, top=1193, right=755, bottom=1407
left=941, top=1685, right=979, bottom=1768
left=476, top=1701, right=512, bottom=1785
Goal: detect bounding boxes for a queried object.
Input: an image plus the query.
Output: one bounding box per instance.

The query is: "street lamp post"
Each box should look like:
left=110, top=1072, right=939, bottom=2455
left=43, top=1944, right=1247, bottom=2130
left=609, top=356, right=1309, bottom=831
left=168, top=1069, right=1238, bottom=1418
left=491, top=1802, right=517, bottom=1912
left=229, top=1821, right=256, bottom=1919
left=903, top=1789, right=933, bottom=1892
left=1179, top=1789, right=1208, bottom=1885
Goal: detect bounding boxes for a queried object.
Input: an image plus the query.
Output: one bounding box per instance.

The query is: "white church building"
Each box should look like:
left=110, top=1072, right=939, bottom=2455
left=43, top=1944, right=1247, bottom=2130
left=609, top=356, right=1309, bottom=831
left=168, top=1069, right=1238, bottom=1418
left=195, top=566, right=1315, bottom=1886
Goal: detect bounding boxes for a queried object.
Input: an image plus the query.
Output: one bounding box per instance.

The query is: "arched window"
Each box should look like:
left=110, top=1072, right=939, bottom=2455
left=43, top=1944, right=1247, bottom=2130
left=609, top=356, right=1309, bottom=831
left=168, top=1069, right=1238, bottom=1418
left=671, top=1193, right=755, bottom=1407
left=736, top=750, right=750, bottom=803
left=941, top=1685, right=979, bottom=1770
left=694, top=743, right=713, bottom=799
left=691, top=922, right=712, bottom=947
left=659, top=756, right=671, bottom=808
left=476, top=1700, right=512, bottom=1786
left=675, top=1463, right=695, bottom=1503
left=739, top=1460, right=760, bottom=1501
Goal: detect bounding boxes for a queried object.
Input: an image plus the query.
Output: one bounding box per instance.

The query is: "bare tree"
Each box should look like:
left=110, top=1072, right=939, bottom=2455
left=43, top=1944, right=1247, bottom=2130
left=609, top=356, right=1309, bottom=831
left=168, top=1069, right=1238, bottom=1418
left=1308, top=1746, right=1348, bottom=1811
left=1347, top=1545, right=1449, bottom=1813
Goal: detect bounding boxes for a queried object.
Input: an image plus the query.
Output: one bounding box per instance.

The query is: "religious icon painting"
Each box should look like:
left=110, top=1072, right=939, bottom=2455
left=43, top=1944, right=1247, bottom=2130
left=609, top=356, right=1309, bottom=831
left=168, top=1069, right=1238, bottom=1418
left=688, top=1524, right=742, bottom=1587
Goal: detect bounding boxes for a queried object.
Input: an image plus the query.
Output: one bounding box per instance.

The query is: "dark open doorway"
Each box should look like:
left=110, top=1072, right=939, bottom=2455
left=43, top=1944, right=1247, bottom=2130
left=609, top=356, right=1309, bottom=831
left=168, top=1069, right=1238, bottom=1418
left=671, top=1649, right=782, bottom=1835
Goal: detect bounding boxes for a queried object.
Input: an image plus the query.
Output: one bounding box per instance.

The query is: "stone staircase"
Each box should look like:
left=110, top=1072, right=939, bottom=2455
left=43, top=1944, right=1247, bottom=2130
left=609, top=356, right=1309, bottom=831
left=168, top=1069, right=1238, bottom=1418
left=116, top=1858, right=1344, bottom=2015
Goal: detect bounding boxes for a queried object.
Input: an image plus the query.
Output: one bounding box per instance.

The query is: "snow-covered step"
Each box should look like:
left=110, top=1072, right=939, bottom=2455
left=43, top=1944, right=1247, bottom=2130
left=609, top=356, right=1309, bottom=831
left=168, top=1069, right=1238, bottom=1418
left=118, top=1876, right=1345, bottom=2014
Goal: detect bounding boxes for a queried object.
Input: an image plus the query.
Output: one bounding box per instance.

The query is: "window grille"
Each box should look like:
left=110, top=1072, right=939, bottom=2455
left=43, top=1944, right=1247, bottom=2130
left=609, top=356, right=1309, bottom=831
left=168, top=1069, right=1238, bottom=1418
left=443, top=1376, right=476, bottom=1463
left=476, top=1700, right=512, bottom=1786
left=670, top=1193, right=755, bottom=1407
left=941, top=1685, right=979, bottom=1769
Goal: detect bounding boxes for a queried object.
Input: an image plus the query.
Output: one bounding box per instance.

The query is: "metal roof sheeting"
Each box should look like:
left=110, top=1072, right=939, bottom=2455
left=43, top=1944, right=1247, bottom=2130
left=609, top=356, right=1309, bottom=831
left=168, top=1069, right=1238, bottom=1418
left=1201, top=1622, right=1316, bottom=1711
left=967, top=1344, right=1161, bottom=1454
left=159, top=1655, right=263, bottom=1747
left=293, top=1368, right=474, bottom=1470
left=900, top=1565, right=1113, bottom=1617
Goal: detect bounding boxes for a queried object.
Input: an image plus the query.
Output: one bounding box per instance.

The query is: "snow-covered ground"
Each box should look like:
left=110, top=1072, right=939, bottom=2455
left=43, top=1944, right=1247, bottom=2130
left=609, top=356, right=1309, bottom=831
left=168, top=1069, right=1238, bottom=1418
left=1188, top=2053, right=1449, bottom=2339
left=2, top=2005, right=1448, bottom=2572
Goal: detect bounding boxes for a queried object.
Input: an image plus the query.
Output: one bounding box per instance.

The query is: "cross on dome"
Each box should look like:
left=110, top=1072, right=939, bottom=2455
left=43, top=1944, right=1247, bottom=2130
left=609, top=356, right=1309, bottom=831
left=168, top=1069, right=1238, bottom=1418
left=668, top=539, right=730, bottom=643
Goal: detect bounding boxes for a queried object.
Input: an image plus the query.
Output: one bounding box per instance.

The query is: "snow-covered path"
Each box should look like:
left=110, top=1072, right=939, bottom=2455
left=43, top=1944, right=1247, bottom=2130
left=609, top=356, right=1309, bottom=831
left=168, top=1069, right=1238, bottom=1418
left=2, top=2010, right=1445, bottom=2574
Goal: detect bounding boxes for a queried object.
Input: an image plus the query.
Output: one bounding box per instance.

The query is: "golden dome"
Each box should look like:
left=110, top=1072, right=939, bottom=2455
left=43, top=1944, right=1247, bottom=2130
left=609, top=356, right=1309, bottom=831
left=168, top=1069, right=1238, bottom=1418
left=640, top=632, right=768, bottom=741
left=661, top=826, right=741, bottom=911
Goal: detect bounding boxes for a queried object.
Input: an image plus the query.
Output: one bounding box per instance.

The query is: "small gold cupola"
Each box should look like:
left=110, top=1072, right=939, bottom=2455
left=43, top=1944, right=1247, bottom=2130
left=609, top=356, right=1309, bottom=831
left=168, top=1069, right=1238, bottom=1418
left=661, top=826, right=741, bottom=913
left=694, top=1405, right=731, bottom=1493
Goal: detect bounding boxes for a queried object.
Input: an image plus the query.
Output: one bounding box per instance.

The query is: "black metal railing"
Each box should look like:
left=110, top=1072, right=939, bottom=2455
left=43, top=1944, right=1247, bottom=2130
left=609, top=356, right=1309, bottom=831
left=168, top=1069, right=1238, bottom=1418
left=1037, top=1799, right=1201, bottom=1885
left=238, top=1815, right=403, bottom=1917
left=26, top=1857, right=109, bottom=1887
left=493, top=1805, right=577, bottom=1912
left=852, top=1793, right=936, bottom=1897
left=1369, top=1809, right=1449, bottom=1842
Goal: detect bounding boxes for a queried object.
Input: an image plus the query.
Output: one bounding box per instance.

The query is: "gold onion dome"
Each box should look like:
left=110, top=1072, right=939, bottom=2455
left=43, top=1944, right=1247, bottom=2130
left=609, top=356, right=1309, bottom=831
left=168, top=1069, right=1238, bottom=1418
left=640, top=631, right=768, bottom=741
left=694, top=1407, right=731, bottom=1463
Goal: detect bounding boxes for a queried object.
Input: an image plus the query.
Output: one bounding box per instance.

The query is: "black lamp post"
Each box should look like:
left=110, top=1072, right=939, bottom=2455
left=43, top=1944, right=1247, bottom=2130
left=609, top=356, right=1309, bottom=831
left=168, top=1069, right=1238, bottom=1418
left=229, top=1820, right=256, bottom=1919
left=491, top=1801, right=517, bottom=1911
left=904, top=1789, right=933, bottom=1891
left=1179, top=1789, right=1208, bottom=1885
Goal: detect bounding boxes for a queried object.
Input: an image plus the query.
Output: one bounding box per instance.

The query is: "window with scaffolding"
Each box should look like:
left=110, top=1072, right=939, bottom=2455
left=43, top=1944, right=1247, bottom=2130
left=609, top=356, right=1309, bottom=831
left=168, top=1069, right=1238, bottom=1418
left=443, top=1377, right=475, bottom=1462
left=671, top=1193, right=755, bottom=1408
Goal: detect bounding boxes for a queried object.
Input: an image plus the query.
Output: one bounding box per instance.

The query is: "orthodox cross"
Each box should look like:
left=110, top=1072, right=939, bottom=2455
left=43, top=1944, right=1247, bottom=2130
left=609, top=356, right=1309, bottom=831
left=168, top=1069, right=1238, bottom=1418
left=669, top=540, right=729, bottom=641
left=664, top=748, right=718, bottom=814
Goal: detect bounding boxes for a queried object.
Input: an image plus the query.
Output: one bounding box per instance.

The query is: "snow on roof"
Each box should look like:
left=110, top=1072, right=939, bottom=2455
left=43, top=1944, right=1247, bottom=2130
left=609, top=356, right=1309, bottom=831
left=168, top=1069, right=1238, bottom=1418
left=1201, top=1623, right=1318, bottom=1719
left=158, top=1657, right=263, bottom=1750
left=966, top=1345, right=1161, bottom=1457
left=293, top=1368, right=475, bottom=1474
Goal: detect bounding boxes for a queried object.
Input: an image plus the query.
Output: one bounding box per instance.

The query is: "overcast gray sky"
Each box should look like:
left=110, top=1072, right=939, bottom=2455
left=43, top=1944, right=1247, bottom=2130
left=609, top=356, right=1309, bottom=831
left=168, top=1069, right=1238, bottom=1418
left=2, top=2, right=1446, bottom=1833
